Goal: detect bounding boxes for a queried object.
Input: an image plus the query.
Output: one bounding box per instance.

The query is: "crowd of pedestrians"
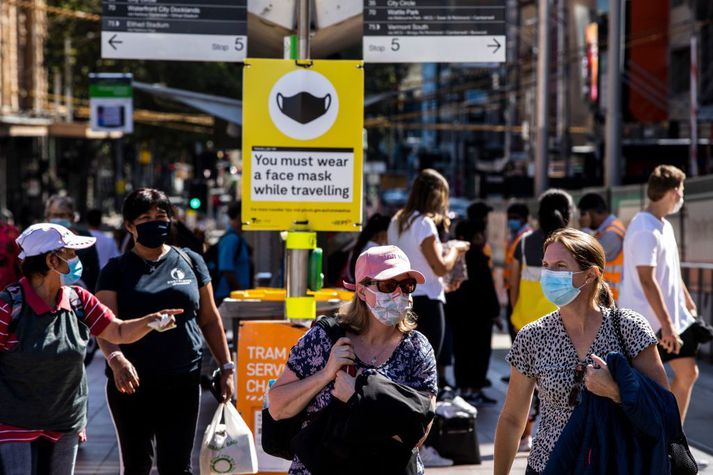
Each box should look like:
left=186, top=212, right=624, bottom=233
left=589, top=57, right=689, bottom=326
left=0, top=163, right=708, bottom=474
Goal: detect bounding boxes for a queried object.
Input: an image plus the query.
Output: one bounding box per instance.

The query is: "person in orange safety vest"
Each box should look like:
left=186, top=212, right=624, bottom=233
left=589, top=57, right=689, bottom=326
left=577, top=193, right=625, bottom=301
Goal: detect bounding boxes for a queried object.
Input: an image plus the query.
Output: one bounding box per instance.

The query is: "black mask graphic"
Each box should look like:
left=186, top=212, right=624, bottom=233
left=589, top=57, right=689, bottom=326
left=276, top=92, right=331, bottom=124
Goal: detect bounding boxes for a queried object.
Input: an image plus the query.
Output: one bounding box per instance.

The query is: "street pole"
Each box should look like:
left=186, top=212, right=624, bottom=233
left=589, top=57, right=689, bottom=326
left=115, top=138, right=124, bottom=210
left=690, top=34, right=699, bottom=177
left=63, top=36, right=73, bottom=121
left=504, top=0, right=519, bottom=165
left=535, top=0, right=551, bottom=196
left=285, top=0, right=317, bottom=321
left=556, top=0, right=570, bottom=177
left=297, top=0, right=310, bottom=61
left=605, top=0, right=623, bottom=187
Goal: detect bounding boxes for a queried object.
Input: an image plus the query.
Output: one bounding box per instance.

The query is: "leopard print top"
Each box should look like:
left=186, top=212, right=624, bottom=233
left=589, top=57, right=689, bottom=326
left=506, top=307, right=658, bottom=472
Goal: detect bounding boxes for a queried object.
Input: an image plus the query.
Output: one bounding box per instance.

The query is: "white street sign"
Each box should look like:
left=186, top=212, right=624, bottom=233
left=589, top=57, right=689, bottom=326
left=363, top=0, right=506, bottom=63
left=364, top=35, right=505, bottom=63
left=101, top=0, right=246, bottom=62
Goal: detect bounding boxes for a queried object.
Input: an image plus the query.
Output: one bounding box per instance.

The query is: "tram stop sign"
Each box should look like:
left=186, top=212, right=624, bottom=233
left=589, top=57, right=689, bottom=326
left=241, top=59, right=364, bottom=232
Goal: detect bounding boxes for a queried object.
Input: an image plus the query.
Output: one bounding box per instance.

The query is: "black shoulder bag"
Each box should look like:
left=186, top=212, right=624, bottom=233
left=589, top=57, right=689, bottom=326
left=261, top=315, right=347, bottom=460
left=611, top=309, right=698, bottom=475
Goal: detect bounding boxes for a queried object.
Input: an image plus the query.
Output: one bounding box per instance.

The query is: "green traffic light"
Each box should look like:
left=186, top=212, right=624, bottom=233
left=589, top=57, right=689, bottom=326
left=189, top=198, right=201, bottom=209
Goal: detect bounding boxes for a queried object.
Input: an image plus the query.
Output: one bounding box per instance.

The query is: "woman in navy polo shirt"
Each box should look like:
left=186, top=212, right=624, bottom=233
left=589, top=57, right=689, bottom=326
left=96, top=188, right=234, bottom=475
left=0, top=223, right=181, bottom=475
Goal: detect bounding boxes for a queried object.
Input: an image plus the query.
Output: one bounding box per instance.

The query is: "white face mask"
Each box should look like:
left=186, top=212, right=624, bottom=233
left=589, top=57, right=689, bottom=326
left=670, top=196, right=684, bottom=215
left=364, top=287, right=412, bottom=326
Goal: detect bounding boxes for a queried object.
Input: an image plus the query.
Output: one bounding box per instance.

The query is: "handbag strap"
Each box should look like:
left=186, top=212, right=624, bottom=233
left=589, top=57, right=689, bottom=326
left=611, top=308, right=632, bottom=364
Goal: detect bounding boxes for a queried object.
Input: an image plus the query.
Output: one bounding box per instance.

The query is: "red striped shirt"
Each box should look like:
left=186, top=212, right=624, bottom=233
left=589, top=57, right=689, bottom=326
left=0, top=278, right=114, bottom=443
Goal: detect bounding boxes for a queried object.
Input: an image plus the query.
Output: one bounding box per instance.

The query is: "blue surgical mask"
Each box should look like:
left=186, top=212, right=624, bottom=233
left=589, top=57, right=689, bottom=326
left=49, top=218, right=73, bottom=229
left=508, top=219, right=523, bottom=234
left=540, top=269, right=589, bottom=307
left=55, top=255, right=84, bottom=286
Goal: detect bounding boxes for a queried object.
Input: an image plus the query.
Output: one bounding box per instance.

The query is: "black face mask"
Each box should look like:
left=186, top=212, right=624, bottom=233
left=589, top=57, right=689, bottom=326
left=276, top=92, right=331, bottom=124
left=135, top=220, right=171, bottom=249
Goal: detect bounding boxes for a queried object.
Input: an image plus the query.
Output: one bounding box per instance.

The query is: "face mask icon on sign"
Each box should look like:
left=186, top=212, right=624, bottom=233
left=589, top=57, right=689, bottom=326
left=276, top=92, right=332, bottom=124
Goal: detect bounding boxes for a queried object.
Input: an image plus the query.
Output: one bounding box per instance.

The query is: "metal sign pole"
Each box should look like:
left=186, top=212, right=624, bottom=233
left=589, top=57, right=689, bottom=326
left=604, top=0, right=623, bottom=187
left=534, top=0, right=551, bottom=196
left=285, top=0, right=319, bottom=320
left=298, top=0, right=311, bottom=61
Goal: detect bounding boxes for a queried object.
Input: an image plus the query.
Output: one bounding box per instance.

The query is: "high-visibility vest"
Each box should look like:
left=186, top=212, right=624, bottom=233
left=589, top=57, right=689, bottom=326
left=596, top=218, right=626, bottom=301
left=510, top=232, right=557, bottom=331
left=504, top=226, right=531, bottom=289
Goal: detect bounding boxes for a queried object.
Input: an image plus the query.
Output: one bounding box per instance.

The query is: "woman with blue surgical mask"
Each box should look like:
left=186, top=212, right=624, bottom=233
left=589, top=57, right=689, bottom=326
left=269, top=245, right=440, bottom=475
left=0, top=223, right=182, bottom=475
left=494, top=228, right=670, bottom=475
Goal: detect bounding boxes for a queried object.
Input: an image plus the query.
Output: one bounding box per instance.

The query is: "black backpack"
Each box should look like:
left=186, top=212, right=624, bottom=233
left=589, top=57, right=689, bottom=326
left=261, top=315, right=346, bottom=460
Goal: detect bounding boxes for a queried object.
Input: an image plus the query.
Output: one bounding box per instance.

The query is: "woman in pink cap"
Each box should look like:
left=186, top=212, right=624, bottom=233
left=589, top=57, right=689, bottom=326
left=0, top=223, right=182, bottom=475
left=268, top=245, right=438, bottom=475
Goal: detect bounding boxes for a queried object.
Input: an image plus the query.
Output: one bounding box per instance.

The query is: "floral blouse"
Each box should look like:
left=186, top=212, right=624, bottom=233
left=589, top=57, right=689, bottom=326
left=506, top=307, right=658, bottom=472
left=285, top=325, right=438, bottom=475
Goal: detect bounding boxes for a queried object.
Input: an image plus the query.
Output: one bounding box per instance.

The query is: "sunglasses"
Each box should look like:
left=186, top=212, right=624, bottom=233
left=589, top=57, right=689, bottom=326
left=364, top=278, right=418, bottom=294
left=568, top=363, right=586, bottom=407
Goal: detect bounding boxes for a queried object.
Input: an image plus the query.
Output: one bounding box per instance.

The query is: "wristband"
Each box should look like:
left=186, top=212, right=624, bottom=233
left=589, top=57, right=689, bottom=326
left=221, top=362, right=236, bottom=373
left=107, top=351, right=123, bottom=364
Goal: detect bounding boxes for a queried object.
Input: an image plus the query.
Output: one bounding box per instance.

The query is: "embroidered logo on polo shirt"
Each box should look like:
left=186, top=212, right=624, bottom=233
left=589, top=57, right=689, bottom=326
left=167, top=267, right=191, bottom=286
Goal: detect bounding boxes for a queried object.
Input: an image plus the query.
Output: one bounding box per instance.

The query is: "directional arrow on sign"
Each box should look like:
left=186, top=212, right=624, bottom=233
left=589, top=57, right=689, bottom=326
left=108, top=34, right=123, bottom=50
left=488, top=38, right=501, bottom=54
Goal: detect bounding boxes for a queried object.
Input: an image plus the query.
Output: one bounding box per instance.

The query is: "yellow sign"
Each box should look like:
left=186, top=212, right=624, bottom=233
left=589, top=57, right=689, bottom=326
left=242, top=59, right=364, bottom=232
left=236, top=320, right=308, bottom=474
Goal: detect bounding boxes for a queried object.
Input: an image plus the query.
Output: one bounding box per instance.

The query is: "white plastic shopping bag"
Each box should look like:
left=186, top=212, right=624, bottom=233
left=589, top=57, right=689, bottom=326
left=200, top=402, right=258, bottom=474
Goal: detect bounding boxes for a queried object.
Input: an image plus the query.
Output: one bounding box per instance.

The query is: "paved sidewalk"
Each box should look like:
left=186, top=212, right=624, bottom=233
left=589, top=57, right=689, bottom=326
left=76, top=332, right=713, bottom=474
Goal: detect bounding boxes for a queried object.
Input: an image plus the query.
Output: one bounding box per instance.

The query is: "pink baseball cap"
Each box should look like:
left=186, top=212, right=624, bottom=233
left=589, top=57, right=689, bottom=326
left=343, top=245, right=425, bottom=290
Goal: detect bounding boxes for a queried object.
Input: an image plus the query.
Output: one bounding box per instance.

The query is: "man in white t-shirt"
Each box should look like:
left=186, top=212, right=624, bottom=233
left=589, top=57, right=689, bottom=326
left=619, top=165, right=699, bottom=422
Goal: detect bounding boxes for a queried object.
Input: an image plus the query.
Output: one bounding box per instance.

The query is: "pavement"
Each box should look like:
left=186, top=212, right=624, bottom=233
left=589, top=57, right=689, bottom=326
left=76, top=332, right=713, bottom=474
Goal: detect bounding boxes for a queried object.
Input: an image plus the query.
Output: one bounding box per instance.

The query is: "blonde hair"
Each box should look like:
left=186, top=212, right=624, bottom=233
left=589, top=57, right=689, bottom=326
left=395, top=169, right=450, bottom=236
left=544, top=228, right=614, bottom=308
left=337, top=294, right=417, bottom=334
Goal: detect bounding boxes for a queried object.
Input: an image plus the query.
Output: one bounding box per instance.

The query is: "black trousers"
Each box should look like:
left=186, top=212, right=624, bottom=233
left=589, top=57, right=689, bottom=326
left=412, top=296, right=445, bottom=359
left=447, top=300, right=494, bottom=390
left=106, top=372, right=201, bottom=475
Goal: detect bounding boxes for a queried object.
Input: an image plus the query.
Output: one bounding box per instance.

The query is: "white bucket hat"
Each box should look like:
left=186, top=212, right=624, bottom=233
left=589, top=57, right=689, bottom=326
left=16, top=223, right=96, bottom=260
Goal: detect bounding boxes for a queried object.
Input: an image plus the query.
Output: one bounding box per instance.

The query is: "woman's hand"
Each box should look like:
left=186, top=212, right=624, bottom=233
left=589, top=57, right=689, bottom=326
left=220, top=370, right=235, bottom=402
left=584, top=354, right=621, bottom=404
left=323, top=337, right=355, bottom=381
left=146, top=309, right=182, bottom=330
left=332, top=369, right=357, bottom=403
left=450, top=240, right=471, bottom=254
left=108, top=353, right=140, bottom=394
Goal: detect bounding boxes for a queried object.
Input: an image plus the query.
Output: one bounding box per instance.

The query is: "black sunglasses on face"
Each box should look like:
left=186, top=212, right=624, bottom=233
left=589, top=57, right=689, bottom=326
left=568, top=363, right=586, bottom=407
left=364, top=278, right=418, bottom=294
